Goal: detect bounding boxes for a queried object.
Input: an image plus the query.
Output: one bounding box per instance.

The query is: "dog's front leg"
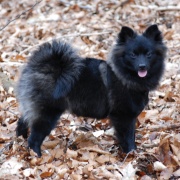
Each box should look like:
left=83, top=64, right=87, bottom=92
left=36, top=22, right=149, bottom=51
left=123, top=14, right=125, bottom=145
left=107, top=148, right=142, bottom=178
left=110, top=114, right=137, bottom=153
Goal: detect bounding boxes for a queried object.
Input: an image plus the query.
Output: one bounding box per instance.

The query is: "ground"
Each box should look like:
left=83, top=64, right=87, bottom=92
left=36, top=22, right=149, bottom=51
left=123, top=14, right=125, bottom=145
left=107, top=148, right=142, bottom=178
left=0, top=0, right=180, bottom=179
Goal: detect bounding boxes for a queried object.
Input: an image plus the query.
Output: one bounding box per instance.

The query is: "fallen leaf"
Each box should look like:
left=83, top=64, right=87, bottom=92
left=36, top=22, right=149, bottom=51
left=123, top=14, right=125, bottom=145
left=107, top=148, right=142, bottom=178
left=40, top=171, right=53, bottom=178
left=173, top=168, right=180, bottom=177
left=153, top=161, right=167, bottom=171
left=159, top=168, right=173, bottom=180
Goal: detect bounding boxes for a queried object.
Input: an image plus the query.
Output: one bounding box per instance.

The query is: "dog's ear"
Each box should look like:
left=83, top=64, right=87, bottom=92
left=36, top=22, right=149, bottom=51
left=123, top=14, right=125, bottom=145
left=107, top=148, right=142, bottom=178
left=118, top=26, right=135, bottom=43
left=143, top=24, right=162, bottom=42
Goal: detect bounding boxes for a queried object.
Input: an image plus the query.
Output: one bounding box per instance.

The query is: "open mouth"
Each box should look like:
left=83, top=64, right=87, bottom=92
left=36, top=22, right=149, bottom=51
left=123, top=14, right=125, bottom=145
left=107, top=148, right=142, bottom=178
left=138, top=70, right=147, bottom=78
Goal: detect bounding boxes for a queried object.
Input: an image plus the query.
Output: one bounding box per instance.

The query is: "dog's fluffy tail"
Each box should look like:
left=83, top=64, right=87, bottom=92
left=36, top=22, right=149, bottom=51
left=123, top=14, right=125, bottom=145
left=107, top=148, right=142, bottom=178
left=17, top=40, right=84, bottom=103
left=29, top=40, right=84, bottom=98
left=29, top=40, right=81, bottom=68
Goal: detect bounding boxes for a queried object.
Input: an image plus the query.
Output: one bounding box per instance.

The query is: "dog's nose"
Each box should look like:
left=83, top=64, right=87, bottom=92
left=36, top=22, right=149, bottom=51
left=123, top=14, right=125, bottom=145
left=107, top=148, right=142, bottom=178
left=139, top=64, right=146, bottom=70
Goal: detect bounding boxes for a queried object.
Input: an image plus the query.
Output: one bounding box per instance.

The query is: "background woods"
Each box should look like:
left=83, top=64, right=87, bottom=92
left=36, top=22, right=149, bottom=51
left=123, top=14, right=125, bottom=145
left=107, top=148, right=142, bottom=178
left=0, top=0, right=180, bottom=179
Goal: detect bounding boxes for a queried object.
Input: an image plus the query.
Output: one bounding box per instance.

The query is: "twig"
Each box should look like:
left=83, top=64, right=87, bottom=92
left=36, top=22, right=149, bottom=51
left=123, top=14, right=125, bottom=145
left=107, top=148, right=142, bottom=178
left=0, top=62, right=24, bottom=66
left=19, top=31, right=112, bottom=55
left=0, top=0, right=42, bottom=31
left=131, top=5, right=180, bottom=11
left=1, top=101, right=19, bottom=116
left=138, top=123, right=180, bottom=132
left=0, top=141, right=14, bottom=156
left=148, top=123, right=180, bottom=131
left=142, top=152, right=161, bottom=162
left=112, top=164, right=124, bottom=177
left=156, top=6, right=180, bottom=11
left=1, top=108, right=19, bottom=116
left=120, top=150, right=135, bottom=166
left=142, top=143, right=158, bottom=148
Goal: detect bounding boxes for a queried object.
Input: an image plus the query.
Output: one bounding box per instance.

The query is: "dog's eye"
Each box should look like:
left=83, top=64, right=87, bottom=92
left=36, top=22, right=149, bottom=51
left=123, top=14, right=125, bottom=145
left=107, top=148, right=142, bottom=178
left=146, top=52, right=152, bottom=58
left=130, top=52, right=136, bottom=58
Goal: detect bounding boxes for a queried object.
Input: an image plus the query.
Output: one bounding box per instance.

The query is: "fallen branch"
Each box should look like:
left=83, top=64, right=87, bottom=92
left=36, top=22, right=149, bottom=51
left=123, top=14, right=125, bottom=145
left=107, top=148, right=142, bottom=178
left=142, top=143, right=158, bottom=148
left=156, top=6, right=180, bottom=11
left=138, top=123, right=180, bottom=132
left=131, top=5, right=180, bottom=11
left=19, top=31, right=112, bottom=55
left=0, top=0, right=42, bottom=31
left=148, top=123, right=180, bottom=131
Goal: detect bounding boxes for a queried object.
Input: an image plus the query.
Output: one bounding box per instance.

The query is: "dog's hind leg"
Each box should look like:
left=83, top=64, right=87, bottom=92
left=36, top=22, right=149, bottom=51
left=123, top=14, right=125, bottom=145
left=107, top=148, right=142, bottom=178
left=27, top=108, right=62, bottom=157
left=16, top=117, right=29, bottom=139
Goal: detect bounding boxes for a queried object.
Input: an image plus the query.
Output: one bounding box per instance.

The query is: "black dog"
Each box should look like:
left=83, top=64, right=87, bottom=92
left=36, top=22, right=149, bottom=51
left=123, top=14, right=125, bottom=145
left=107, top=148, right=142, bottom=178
left=16, top=25, right=167, bottom=156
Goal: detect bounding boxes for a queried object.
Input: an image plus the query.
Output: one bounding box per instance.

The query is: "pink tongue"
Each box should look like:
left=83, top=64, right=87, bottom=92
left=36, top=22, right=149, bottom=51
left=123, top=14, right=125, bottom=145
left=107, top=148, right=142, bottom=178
left=138, top=70, right=147, bottom=78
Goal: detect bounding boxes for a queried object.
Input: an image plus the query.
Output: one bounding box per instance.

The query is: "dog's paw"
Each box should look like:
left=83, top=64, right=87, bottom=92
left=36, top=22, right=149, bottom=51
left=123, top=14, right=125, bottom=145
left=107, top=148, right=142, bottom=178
left=16, top=119, right=28, bottom=139
left=28, top=137, right=42, bottom=157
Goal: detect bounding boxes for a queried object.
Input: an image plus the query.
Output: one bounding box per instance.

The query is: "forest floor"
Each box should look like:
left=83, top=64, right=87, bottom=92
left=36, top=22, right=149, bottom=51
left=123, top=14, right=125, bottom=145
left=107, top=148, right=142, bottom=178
left=0, top=0, right=180, bottom=179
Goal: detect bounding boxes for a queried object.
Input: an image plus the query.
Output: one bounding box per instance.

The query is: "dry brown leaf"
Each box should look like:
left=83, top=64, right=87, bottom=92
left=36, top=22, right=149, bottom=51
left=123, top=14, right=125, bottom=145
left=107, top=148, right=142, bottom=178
left=158, top=135, right=179, bottom=169
left=69, top=174, right=82, bottom=180
left=173, top=168, right=180, bottom=177
left=66, top=148, right=78, bottom=159
left=43, top=139, right=60, bottom=149
left=140, top=175, right=152, bottom=180
left=164, top=30, right=174, bottom=40
left=0, top=55, right=4, bottom=62
left=145, top=109, right=159, bottom=122
left=153, top=161, right=167, bottom=171
left=40, top=171, right=54, bottom=178
left=149, top=132, right=158, bottom=141
left=74, top=132, right=100, bottom=148
left=82, top=164, right=94, bottom=175
left=92, top=166, right=115, bottom=179
left=79, top=145, right=110, bottom=155
left=138, top=111, right=147, bottom=124
left=96, top=154, right=116, bottom=164
left=56, top=167, right=68, bottom=179
left=11, top=55, right=26, bottom=62
left=54, top=149, right=65, bottom=159
left=159, top=168, right=173, bottom=180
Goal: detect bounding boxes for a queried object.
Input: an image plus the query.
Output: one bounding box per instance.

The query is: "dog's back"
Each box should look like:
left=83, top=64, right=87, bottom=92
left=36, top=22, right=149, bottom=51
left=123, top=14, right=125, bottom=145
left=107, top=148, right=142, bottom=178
left=67, top=58, right=109, bottom=118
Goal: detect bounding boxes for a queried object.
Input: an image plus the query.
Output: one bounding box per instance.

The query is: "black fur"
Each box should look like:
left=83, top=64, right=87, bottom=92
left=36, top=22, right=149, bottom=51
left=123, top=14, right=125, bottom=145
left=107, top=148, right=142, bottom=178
left=16, top=25, right=167, bottom=156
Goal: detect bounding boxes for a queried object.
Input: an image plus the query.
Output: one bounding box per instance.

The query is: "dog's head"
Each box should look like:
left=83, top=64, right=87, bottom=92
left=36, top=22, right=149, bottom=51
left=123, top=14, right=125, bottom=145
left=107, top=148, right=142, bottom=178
left=108, top=24, right=167, bottom=90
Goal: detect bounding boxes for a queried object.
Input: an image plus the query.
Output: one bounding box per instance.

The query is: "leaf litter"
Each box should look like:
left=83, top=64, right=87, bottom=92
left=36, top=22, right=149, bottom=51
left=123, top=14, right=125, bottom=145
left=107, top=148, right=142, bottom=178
left=0, top=0, right=180, bottom=179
